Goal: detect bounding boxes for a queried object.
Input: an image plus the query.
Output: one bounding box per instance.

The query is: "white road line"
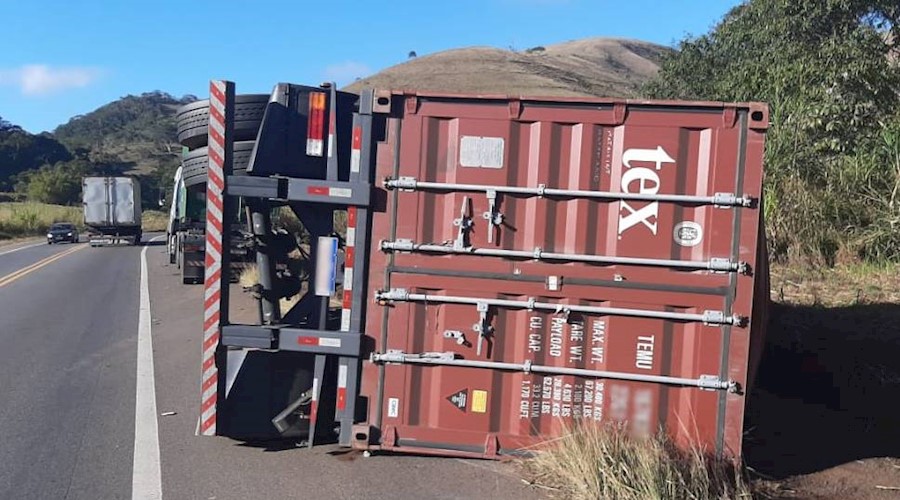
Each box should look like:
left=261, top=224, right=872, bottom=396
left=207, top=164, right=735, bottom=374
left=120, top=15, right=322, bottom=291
left=0, top=241, right=43, bottom=257
left=133, top=238, right=164, bottom=500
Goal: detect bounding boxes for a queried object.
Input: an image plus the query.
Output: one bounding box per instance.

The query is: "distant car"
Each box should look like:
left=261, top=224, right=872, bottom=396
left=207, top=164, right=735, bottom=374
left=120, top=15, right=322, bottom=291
left=47, top=223, right=79, bottom=244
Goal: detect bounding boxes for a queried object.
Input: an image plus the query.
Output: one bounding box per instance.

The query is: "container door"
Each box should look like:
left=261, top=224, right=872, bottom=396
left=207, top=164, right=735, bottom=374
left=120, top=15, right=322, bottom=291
left=83, top=177, right=110, bottom=226
left=360, top=93, right=769, bottom=459
left=112, top=178, right=136, bottom=225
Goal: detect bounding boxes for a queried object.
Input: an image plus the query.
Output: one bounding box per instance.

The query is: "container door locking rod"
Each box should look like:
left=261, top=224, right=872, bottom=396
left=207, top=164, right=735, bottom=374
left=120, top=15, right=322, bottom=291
left=376, top=288, right=746, bottom=327
left=384, top=177, right=755, bottom=208
left=371, top=351, right=738, bottom=392
left=382, top=239, right=748, bottom=274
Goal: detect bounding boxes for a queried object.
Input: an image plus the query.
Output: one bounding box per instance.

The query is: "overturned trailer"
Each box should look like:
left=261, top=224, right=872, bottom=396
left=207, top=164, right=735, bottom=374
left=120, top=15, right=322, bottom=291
left=201, top=81, right=770, bottom=459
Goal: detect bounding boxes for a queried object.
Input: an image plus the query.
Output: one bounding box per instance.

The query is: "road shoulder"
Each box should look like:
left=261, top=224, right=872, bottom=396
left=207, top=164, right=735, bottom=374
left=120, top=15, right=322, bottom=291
left=146, top=242, right=542, bottom=500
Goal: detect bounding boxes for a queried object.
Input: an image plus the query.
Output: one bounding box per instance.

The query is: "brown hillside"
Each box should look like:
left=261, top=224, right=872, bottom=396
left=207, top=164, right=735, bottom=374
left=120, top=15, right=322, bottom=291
left=345, top=37, right=670, bottom=98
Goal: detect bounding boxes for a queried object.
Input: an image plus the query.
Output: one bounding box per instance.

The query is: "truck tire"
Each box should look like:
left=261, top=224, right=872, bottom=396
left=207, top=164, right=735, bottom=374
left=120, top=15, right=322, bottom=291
left=167, top=234, right=176, bottom=263
left=176, top=94, right=269, bottom=150
left=181, top=141, right=254, bottom=188
left=175, top=234, right=182, bottom=270
left=182, top=262, right=193, bottom=285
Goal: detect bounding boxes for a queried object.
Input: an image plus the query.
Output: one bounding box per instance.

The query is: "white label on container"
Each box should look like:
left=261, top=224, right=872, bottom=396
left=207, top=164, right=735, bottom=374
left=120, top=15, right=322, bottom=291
left=460, top=136, right=504, bottom=169
left=388, top=398, right=400, bottom=418
left=329, top=187, right=353, bottom=198
left=319, top=338, right=341, bottom=348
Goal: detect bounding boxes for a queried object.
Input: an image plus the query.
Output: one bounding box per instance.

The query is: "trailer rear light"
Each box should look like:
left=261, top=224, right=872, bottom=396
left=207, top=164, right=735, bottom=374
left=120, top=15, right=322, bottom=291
left=306, top=92, right=326, bottom=157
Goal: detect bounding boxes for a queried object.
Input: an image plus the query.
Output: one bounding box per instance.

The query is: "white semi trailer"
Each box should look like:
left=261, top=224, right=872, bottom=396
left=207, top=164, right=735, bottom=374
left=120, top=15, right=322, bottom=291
left=82, top=176, right=142, bottom=246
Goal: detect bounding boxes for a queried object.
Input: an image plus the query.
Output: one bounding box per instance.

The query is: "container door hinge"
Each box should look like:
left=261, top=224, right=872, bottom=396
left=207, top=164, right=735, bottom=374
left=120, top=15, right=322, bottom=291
left=405, top=96, right=419, bottom=115
left=722, top=107, right=737, bottom=128
left=485, top=434, right=501, bottom=457
left=508, top=100, right=522, bottom=119
left=613, top=103, right=627, bottom=125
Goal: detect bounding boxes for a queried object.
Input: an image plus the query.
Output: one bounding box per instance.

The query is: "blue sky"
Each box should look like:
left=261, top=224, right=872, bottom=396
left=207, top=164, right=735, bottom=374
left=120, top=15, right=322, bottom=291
left=0, top=0, right=743, bottom=133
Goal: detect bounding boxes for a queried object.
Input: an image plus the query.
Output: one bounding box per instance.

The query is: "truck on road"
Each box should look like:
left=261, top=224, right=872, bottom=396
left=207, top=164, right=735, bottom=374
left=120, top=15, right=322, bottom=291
left=166, top=165, right=207, bottom=283
left=82, top=176, right=142, bottom=246
left=166, top=163, right=254, bottom=284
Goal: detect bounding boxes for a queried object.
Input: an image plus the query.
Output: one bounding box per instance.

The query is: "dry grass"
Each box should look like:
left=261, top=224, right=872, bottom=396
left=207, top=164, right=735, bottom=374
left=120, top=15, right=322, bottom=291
left=238, top=263, right=260, bottom=289
left=346, top=38, right=668, bottom=98
left=770, top=263, right=900, bottom=306
left=0, top=202, right=83, bottom=239
left=239, top=259, right=344, bottom=315
left=523, top=424, right=752, bottom=500
left=0, top=203, right=170, bottom=239
left=141, top=210, right=168, bottom=232
left=238, top=263, right=301, bottom=312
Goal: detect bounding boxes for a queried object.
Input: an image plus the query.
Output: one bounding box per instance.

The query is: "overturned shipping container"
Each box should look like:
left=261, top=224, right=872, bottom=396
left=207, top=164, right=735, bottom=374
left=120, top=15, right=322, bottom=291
left=354, top=91, right=770, bottom=458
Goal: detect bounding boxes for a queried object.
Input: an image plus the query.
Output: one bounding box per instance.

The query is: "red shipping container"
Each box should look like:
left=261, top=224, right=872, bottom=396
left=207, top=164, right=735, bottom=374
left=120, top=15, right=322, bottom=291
left=354, top=91, right=769, bottom=459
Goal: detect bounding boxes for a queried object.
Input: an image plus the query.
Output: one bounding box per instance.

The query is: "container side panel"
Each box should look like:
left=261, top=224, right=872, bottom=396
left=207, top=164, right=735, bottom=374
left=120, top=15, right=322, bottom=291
left=362, top=93, right=767, bottom=459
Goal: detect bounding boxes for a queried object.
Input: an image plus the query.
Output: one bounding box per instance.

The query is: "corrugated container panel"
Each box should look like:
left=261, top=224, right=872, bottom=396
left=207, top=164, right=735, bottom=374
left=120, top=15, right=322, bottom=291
left=357, top=92, right=769, bottom=459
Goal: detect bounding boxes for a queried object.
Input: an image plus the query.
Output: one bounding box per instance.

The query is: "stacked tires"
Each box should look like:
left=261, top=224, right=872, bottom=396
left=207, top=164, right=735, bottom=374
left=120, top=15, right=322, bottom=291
left=173, top=94, right=268, bottom=283
left=176, top=94, right=269, bottom=186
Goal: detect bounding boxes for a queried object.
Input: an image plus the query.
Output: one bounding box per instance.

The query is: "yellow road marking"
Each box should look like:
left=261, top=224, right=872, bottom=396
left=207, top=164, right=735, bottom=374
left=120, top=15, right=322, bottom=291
left=0, top=244, right=86, bottom=288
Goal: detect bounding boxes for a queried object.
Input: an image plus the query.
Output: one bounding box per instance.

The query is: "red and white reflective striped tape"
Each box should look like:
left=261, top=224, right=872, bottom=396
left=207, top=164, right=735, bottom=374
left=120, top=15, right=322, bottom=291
left=349, top=126, right=362, bottom=173
left=327, top=98, right=336, bottom=158
left=200, top=80, right=228, bottom=436
left=336, top=364, right=348, bottom=411
left=306, top=186, right=352, bottom=198
left=296, top=336, right=342, bottom=348
left=309, top=375, right=320, bottom=426
left=341, top=206, right=357, bottom=331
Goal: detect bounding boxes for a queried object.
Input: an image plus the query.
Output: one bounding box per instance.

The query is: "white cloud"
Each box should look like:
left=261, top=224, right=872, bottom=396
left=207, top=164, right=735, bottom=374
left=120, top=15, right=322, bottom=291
left=323, top=61, right=372, bottom=86
left=0, top=64, right=103, bottom=96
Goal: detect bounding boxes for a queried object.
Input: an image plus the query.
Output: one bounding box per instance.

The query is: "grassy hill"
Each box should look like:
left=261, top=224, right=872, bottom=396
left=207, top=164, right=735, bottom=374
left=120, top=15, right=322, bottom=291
left=53, top=91, right=197, bottom=174
left=346, top=38, right=668, bottom=97
left=0, top=121, right=72, bottom=190
left=0, top=92, right=197, bottom=210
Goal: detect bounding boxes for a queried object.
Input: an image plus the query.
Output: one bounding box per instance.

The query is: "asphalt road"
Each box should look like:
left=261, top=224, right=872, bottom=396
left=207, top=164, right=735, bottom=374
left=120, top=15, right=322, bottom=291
left=0, top=238, right=138, bottom=500
left=0, top=237, right=541, bottom=500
